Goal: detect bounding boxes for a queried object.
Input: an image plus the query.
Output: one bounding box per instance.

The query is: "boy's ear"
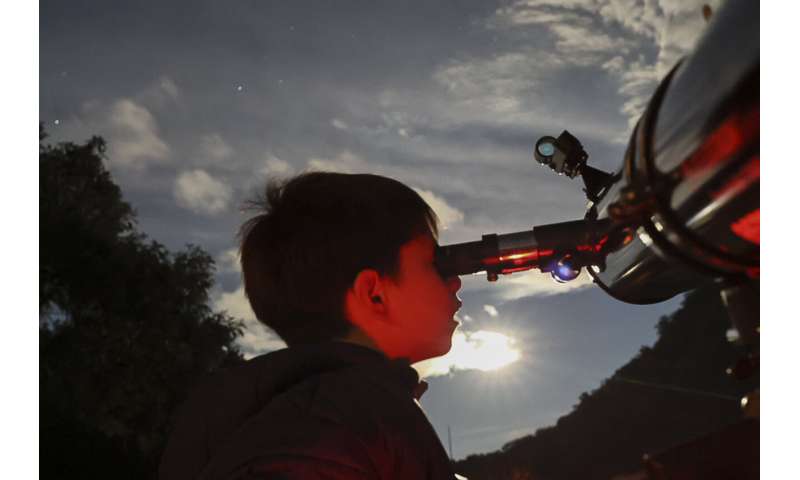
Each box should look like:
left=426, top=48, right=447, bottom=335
left=351, top=269, right=386, bottom=312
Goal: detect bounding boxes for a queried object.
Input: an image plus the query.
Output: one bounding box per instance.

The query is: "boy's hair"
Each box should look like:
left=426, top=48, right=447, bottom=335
left=238, top=172, right=439, bottom=345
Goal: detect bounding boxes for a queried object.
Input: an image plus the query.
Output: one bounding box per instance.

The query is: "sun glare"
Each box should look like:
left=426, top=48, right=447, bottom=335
left=415, top=330, right=522, bottom=377
left=451, top=331, right=521, bottom=371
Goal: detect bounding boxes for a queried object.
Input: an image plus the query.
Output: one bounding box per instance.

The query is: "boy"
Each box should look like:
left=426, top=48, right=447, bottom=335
left=160, top=172, right=464, bottom=479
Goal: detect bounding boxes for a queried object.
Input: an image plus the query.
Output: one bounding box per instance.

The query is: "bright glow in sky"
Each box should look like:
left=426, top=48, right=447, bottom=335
left=415, top=330, right=521, bottom=378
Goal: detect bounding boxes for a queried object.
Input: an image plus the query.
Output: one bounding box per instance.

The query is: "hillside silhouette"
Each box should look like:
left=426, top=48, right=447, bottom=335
left=454, top=285, right=758, bottom=479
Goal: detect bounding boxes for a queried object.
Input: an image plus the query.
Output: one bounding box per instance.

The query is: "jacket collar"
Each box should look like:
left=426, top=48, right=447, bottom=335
left=259, top=341, right=429, bottom=400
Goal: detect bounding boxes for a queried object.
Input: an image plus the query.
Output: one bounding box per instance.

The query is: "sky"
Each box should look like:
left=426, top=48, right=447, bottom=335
left=40, top=0, right=728, bottom=459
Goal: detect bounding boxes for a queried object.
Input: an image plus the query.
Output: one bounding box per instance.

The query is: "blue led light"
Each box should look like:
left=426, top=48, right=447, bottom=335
left=551, top=255, right=580, bottom=283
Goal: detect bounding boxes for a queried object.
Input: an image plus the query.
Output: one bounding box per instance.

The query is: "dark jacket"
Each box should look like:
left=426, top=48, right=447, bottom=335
left=159, top=342, right=457, bottom=479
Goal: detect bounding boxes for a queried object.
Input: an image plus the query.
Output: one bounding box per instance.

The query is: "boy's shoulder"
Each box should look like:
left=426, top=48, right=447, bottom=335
left=238, top=342, right=433, bottom=443
left=162, top=342, right=452, bottom=480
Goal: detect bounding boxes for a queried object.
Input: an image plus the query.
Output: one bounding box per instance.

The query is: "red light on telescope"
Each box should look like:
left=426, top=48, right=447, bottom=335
left=489, top=249, right=556, bottom=267
left=622, top=233, right=634, bottom=245
left=498, top=251, right=540, bottom=264
left=680, top=107, right=759, bottom=179
left=501, top=266, right=535, bottom=275
left=595, top=235, right=609, bottom=252
left=731, top=208, right=759, bottom=245
left=712, top=156, right=759, bottom=200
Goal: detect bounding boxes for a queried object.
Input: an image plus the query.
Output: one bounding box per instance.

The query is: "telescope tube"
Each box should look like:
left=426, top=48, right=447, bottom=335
left=435, top=219, right=612, bottom=281
left=586, top=0, right=759, bottom=304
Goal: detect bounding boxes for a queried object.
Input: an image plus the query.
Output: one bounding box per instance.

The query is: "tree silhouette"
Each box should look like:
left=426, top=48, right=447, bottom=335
left=40, top=127, right=244, bottom=478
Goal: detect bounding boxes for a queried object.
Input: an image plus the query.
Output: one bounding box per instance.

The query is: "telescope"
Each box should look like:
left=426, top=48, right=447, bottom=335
left=435, top=0, right=758, bottom=475
left=435, top=0, right=758, bottom=306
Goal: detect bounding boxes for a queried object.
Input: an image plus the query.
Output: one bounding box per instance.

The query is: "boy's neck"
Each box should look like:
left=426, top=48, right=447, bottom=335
left=336, top=327, right=383, bottom=355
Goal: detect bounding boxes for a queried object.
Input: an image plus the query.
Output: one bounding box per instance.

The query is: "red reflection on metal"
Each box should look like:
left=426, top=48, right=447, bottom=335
left=711, top=156, right=759, bottom=200
left=731, top=208, right=760, bottom=245
left=501, top=266, right=535, bottom=274
left=622, top=233, right=634, bottom=245
left=680, top=107, right=759, bottom=178
left=746, top=267, right=759, bottom=279
left=482, top=256, right=500, bottom=266
left=595, top=235, right=609, bottom=252
left=498, top=250, right=540, bottom=264
left=575, top=235, right=609, bottom=253
left=485, top=249, right=555, bottom=268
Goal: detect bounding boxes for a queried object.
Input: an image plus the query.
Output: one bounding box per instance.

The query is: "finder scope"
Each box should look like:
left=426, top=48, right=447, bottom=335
left=533, top=131, right=587, bottom=178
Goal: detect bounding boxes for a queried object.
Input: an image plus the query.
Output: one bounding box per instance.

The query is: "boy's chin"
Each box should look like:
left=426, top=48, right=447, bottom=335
left=428, top=337, right=454, bottom=360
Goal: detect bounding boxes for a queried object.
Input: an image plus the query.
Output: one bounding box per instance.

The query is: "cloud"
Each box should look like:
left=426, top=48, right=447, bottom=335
left=486, top=0, right=719, bottom=128
left=433, top=51, right=561, bottom=119
left=200, top=133, right=234, bottom=160
left=490, top=1, right=630, bottom=61
left=48, top=78, right=181, bottom=172
left=158, top=76, right=180, bottom=99
left=413, top=188, right=465, bottom=230
left=331, top=118, right=349, bottom=130
left=603, top=54, right=662, bottom=129
left=216, top=247, right=241, bottom=274
left=139, top=75, right=181, bottom=107
left=261, top=154, right=294, bottom=177
left=240, top=153, right=294, bottom=194
left=414, top=330, right=522, bottom=378
left=549, top=22, right=629, bottom=54
left=213, top=285, right=287, bottom=359
left=483, top=304, right=499, bottom=317
left=307, top=151, right=368, bottom=172
left=493, top=2, right=593, bottom=27
left=104, top=99, right=170, bottom=169
left=174, top=169, right=233, bottom=215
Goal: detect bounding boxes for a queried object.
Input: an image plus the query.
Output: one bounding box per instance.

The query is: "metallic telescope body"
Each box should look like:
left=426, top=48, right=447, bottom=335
left=435, top=0, right=759, bottom=304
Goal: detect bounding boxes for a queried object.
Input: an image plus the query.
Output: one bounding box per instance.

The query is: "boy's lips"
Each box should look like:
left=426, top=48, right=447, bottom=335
left=453, top=300, right=463, bottom=315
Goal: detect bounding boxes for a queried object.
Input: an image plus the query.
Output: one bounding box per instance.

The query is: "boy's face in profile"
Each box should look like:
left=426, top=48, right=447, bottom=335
left=383, top=233, right=463, bottom=363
